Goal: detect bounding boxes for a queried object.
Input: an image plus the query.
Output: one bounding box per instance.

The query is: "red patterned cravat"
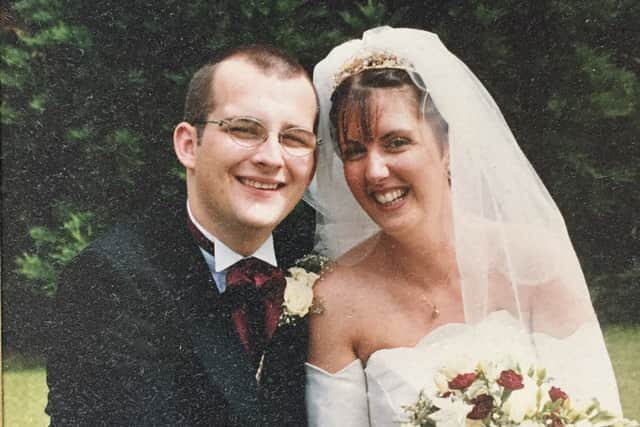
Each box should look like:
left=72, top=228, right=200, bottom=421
left=225, top=258, right=285, bottom=367
left=187, top=215, right=285, bottom=365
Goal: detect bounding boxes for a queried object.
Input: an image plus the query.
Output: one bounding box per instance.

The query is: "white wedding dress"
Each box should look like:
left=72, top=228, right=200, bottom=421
left=306, top=310, right=622, bottom=426
left=306, top=26, right=624, bottom=427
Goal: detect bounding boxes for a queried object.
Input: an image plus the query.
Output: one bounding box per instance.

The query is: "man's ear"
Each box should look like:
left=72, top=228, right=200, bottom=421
left=173, top=122, right=198, bottom=169
left=307, top=150, right=318, bottom=186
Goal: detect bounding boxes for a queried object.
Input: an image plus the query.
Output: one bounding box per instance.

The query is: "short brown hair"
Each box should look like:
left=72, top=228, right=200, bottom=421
left=330, top=68, right=448, bottom=155
left=183, top=44, right=315, bottom=138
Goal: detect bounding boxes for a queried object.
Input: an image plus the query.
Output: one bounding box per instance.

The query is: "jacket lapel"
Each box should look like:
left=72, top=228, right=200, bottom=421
left=156, top=208, right=260, bottom=424
left=152, top=199, right=314, bottom=425
left=259, top=218, right=312, bottom=425
left=259, top=316, right=309, bottom=426
left=180, top=264, right=260, bottom=421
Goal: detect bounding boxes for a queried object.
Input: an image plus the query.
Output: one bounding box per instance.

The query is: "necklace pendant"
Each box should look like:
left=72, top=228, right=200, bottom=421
left=432, top=306, right=440, bottom=319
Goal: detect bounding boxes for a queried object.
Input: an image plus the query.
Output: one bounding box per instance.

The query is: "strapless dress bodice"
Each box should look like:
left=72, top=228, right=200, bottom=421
left=306, top=311, right=621, bottom=426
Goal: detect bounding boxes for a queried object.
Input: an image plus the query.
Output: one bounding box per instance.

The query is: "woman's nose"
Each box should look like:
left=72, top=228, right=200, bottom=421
left=365, top=151, right=390, bottom=183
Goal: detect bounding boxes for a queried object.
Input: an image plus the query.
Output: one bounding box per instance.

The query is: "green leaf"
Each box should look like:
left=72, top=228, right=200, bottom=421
left=127, top=69, right=146, bottom=85
left=577, top=45, right=639, bottom=118
left=67, top=125, right=94, bottom=142
left=29, top=226, right=58, bottom=246
left=16, top=253, right=57, bottom=285
left=474, top=3, right=504, bottom=26
left=29, top=93, right=46, bottom=112
left=16, top=209, right=98, bottom=296
left=1, top=102, right=17, bottom=125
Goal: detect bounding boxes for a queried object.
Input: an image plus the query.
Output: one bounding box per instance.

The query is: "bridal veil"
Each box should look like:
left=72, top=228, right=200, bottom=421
left=306, top=26, right=621, bottom=412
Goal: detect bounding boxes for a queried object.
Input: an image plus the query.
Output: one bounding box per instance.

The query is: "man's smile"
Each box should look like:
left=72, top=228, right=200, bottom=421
left=237, top=176, right=284, bottom=191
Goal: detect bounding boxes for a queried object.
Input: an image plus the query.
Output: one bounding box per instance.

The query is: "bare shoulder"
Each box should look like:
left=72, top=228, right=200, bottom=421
left=307, top=254, right=375, bottom=372
left=312, top=234, right=381, bottom=311
left=310, top=261, right=370, bottom=342
left=465, top=217, right=579, bottom=284
left=468, top=218, right=593, bottom=333
left=313, top=262, right=366, bottom=307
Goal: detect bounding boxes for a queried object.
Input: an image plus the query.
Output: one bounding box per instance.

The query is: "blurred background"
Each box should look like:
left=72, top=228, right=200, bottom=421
left=2, top=0, right=638, bottom=424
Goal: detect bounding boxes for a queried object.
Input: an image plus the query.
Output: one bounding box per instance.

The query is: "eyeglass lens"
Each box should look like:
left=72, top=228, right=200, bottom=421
left=223, top=118, right=316, bottom=156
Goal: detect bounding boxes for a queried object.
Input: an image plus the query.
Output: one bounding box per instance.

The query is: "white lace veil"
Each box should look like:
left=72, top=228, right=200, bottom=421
left=306, top=26, right=621, bottom=412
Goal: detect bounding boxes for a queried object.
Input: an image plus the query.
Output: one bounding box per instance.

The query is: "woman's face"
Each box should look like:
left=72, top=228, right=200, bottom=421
left=340, top=87, right=450, bottom=238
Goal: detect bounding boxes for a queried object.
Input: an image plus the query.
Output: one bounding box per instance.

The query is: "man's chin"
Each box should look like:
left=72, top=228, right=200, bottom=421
left=237, top=209, right=286, bottom=231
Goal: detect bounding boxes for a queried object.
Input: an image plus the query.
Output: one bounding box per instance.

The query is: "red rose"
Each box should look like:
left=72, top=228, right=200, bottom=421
left=497, top=369, right=524, bottom=390
left=467, top=394, right=494, bottom=419
left=549, top=386, right=569, bottom=402
left=448, top=372, right=477, bottom=389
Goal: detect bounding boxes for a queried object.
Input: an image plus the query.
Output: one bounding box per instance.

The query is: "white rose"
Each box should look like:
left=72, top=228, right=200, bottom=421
left=434, top=372, right=450, bottom=394
left=465, top=378, right=488, bottom=399
left=441, top=355, right=475, bottom=379
left=287, top=267, right=319, bottom=285
left=284, top=277, right=314, bottom=316
left=478, top=360, right=500, bottom=383
left=429, top=397, right=472, bottom=427
left=503, top=375, right=541, bottom=423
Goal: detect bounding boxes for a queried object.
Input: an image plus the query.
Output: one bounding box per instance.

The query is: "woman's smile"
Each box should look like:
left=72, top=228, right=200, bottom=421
left=370, top=187, right=409, bottom=207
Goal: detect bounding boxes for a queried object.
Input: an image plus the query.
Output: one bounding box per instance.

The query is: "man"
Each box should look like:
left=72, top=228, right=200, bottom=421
left=46, top=45, right=318, bottom=426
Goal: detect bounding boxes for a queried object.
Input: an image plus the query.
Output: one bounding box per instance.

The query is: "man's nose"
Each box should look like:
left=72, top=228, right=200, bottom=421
left=252, top=131, right=285, bottom=168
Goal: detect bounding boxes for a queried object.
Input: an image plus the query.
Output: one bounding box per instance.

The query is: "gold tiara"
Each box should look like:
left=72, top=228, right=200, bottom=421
left=334, top=51, right=414, bottom=88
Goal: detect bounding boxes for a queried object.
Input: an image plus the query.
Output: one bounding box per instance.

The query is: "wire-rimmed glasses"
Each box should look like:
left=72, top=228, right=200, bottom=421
left=195, top=116, right=320, bottom=157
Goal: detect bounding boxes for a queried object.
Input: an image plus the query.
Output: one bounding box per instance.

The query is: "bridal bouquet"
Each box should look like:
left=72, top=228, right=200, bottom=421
left=402, top=359, right=637, bottom=427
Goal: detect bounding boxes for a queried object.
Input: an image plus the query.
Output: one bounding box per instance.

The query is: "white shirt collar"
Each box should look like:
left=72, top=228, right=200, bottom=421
left=186, top=201, right=278, bottom=272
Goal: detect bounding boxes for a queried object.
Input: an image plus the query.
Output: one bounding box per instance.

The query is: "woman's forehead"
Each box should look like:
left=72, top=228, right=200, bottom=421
left=341, top=87, right=422, bottom=136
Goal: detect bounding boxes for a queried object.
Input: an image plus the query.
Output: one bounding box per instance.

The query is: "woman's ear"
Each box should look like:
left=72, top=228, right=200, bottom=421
left=441, top=142, right=451, bottom=185
left=173, top=122, right=198, bottom=170
left=442, top=141, right=450, bottom=170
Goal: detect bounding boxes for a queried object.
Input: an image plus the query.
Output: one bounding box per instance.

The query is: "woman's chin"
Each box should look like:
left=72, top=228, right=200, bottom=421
left=374, top=215, right=420, bottom=239
left=366, top=200, right=419, bottom=234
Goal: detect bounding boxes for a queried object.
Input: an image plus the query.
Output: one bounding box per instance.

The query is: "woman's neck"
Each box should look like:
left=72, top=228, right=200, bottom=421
left=380, top=217, right=458, bottom=290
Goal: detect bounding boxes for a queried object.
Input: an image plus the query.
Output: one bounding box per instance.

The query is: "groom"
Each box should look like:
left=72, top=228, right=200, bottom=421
left=45, top=45, right=318, bottom=426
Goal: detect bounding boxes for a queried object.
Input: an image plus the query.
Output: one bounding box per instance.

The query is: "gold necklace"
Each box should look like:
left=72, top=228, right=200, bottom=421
left=416, top=292, right=440, bottom=320
left=431, top=303, right=441, bottom=319
left=425, top=299, right=440, bottom=320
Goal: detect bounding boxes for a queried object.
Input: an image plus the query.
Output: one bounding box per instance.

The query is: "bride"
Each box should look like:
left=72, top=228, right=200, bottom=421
left=304, top=27, right=623, bottom=425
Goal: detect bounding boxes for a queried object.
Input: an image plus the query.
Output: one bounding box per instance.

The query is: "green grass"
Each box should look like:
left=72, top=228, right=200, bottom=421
left=3, top=354, right=49, bottom=427
left=603, top=325, right=640, bottom=420
left=2, top=326, right=639, bottom=425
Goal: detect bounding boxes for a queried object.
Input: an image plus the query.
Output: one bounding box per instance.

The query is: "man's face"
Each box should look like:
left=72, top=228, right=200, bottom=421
left=184, top=59, right=317, bottom=245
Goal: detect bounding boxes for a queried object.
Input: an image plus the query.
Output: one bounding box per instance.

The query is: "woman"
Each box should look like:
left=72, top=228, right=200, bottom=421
left=304, top=27, right=623, bottom=425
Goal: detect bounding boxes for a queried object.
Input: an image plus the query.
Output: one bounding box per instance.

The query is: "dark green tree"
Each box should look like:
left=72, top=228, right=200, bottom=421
left=2, top=0, right=638, bottom=353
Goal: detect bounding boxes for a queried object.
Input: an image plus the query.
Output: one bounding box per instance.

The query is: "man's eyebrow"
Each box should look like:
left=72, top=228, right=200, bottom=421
left=281, top=121, right=314, bottom=131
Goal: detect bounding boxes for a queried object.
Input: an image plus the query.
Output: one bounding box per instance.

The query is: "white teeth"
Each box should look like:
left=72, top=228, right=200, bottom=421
left=241, top=178, right=279, bottom=190
left=373, top=189, right=407, bottom=204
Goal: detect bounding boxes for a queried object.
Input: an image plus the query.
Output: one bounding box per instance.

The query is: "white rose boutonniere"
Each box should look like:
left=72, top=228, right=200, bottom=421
left=283, top=267, right=318, bottom=317
left=279, top=254, right=329, bottom=326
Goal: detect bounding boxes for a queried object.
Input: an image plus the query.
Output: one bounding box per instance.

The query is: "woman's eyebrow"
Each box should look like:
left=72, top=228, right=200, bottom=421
left=343, top=138, right=364, bottom=146
left=379, top=128, right=412, bottom=141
